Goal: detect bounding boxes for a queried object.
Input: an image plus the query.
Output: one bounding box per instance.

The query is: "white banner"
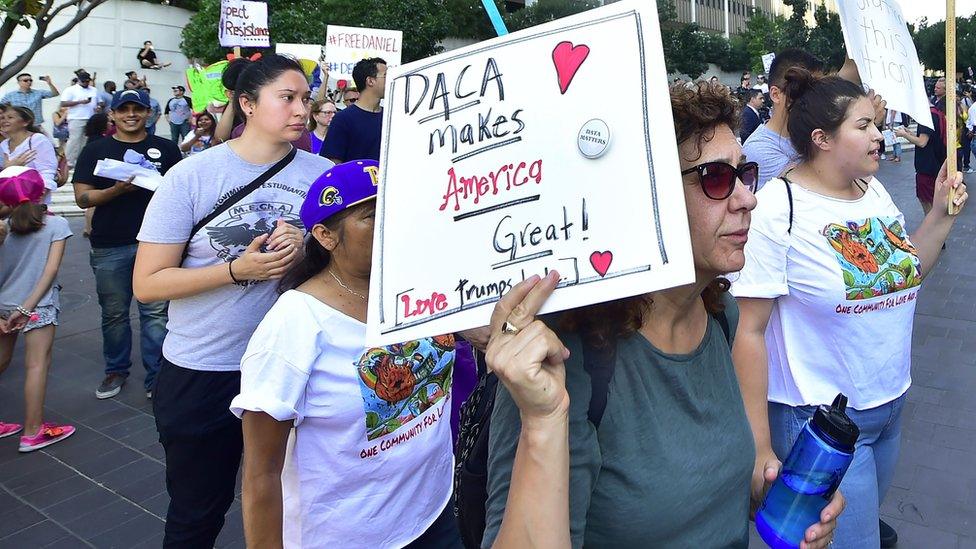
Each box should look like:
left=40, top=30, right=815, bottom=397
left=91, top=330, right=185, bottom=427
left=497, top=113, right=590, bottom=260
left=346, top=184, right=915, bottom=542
left=365, top=0, right=695, bottom=346
left=836, top=0, right=933, bottom=129
left=218, top=0, right=270, bottom=48
left=325, top=25, right=403, bottom=82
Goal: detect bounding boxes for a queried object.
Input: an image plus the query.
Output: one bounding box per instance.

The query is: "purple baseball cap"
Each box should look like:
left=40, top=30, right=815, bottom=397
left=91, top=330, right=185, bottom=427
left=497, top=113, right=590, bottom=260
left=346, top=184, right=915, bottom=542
left=300, top=159, right=379, bottom=229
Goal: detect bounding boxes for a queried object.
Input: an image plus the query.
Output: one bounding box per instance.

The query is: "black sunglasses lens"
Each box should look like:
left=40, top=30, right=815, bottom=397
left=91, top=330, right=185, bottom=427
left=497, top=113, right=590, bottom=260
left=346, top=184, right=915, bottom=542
left=700, top=163, right=736, bottom=199
left=741, top=163, right=759, bottom=192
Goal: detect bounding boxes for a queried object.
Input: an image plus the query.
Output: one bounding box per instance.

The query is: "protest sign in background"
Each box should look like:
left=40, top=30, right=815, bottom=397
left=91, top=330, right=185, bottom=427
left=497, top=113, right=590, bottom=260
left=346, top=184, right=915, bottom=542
left=837, top=0, right=933, bottom=129
left=218, top=0, right=270, bottom=48
left=276, top=43, right=327, bottom=89
left=762, top=53, right=775, bottom=76
left=365, top=0, right=695, bottom=346
left=325, top=25, right=402, bottom=81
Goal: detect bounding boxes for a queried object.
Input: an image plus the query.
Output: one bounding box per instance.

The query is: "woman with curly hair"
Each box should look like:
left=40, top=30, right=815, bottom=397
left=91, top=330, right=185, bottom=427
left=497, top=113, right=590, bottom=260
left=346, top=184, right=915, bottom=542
left=479, top=82, right=843, bottom=548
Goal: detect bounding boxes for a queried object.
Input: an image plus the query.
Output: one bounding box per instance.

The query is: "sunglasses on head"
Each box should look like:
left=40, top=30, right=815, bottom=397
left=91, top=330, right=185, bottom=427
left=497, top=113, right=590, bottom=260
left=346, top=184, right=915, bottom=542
left=681, top=161, right=758, bottom=200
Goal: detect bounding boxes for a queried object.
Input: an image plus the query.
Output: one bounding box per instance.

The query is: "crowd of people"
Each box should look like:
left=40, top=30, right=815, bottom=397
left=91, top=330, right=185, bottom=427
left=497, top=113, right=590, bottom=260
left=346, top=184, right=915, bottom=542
left=0, top=45, right=969, bottom=549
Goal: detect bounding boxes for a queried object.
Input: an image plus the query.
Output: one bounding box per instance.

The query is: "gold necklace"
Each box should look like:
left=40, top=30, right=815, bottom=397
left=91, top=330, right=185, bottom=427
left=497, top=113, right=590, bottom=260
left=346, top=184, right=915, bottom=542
left=329, top=270, right=367, bottom=300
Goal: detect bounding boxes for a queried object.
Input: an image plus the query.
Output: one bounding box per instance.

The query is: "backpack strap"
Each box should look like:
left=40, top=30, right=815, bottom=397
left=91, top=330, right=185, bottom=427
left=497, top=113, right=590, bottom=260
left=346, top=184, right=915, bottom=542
left=713, top=309, right=731, bottom=345
left=582, top=341, right=617, bottom=428
left=780, top=175, right=795, bottom=234
left=583, top=309, right=732, bottom=428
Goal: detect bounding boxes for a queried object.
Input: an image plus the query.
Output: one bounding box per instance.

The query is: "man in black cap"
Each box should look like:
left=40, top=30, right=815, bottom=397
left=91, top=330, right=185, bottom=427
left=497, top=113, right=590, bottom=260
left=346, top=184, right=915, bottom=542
left=165, top=85, right=193, bottom=142
left=60, top=70, right=98, bottom=167
left=72, top=89, right=183, bottom=401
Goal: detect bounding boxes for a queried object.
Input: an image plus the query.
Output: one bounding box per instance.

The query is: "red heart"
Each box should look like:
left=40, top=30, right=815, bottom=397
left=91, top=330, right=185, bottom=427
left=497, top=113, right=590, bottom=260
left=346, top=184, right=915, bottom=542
left=589, top=251, right=613, bottom=277
left=552, top=41, right=590, bottom=95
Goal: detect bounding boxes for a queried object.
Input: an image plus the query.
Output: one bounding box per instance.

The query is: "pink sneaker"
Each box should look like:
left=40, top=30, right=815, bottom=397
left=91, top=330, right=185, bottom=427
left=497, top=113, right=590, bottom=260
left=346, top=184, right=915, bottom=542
left=19, top=423, right=75, bottom=453
left=0, top=422, right=23, bottom=439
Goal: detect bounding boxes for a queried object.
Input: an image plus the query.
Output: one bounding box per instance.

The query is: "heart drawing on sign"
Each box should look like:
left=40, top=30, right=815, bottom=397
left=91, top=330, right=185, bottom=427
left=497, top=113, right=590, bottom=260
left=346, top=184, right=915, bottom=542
left=552, top=41, right=590, bottom=94
left=589, top=251, right=613, bottom=277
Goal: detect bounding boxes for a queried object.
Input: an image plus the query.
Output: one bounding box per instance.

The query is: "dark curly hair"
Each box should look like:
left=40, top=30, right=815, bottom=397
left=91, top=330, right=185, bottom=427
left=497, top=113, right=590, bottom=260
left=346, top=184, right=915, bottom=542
left=558, top=82, right=739, bottom=348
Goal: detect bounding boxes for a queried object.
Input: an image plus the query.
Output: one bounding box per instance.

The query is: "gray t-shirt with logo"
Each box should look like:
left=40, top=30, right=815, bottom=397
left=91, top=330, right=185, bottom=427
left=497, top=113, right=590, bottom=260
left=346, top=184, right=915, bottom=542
left=0, top=215, right=72, bottom=310
left=742, top=123, right=799, bottom=192
left=137, top=144, right=334, bottom=371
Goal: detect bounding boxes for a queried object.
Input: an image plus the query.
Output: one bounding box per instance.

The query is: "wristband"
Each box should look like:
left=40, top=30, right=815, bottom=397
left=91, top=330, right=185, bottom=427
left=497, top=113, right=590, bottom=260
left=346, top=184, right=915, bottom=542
left=16, top=306, right=39, bottom=322
left=228, top=259, right=241, bottom=284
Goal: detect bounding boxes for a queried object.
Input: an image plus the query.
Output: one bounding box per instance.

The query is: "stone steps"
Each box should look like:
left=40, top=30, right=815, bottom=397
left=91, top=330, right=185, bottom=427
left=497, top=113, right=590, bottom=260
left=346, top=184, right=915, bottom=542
left=50, top=183, right=85, bottom=217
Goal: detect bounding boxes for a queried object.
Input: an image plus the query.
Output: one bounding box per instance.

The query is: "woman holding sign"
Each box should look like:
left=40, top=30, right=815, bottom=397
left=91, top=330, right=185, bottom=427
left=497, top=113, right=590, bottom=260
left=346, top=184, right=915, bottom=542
left=480, top=82, right=843, bottom=548
left=231, top=160, right=463, bottom=548
left=732, top=69, right=967, bottom=549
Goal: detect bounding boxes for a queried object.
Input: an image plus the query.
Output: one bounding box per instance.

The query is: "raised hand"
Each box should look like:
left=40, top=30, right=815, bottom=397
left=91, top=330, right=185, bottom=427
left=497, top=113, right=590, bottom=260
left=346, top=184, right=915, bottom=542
left=486, top=271, right=570, bottom=421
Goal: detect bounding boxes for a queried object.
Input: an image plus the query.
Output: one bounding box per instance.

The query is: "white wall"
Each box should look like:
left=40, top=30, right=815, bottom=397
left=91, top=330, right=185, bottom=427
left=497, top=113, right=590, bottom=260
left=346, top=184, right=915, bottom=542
left=0, top=0, right=193, bottom=138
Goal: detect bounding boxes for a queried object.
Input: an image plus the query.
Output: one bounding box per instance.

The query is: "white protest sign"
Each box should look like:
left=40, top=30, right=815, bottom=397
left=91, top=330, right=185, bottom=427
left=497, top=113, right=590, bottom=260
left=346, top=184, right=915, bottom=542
left=762, top=53, right=775, bottom=76
left=836, top=0, right=933, bottom=129
left=218, top=0, right=270, bottom=48
left=325, top=25, right=402, bottom=81
left=365, top=0, right=695, bottom=346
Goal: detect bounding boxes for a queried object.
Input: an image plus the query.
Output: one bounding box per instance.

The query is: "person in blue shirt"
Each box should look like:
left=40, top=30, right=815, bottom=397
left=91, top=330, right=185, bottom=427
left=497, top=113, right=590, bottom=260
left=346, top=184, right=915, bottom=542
left=320, top=57, right=385, bottom=163
left=1, top=73, right=60, bottom=124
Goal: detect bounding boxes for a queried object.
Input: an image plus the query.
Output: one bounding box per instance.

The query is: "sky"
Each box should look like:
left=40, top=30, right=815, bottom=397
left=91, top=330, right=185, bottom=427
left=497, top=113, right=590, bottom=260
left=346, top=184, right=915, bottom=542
left=897, top=0, right=976, bottom=24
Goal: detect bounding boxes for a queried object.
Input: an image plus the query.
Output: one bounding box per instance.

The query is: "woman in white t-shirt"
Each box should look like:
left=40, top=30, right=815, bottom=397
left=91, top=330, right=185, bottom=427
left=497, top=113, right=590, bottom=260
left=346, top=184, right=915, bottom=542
left=231, top=159, right=461, bottom=548
left=0, top=107, right=57, bottom=204
left=732, top=68, right=968, bottom=549
left=178, top=111, right=215, bottom=156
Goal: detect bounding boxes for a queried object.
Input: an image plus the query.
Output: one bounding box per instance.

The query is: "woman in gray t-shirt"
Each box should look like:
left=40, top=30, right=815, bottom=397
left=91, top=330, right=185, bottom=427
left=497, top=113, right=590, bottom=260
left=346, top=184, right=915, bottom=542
left=132, top=54, right=333, bottom=547
left=480, top=84, right=844, bottom=548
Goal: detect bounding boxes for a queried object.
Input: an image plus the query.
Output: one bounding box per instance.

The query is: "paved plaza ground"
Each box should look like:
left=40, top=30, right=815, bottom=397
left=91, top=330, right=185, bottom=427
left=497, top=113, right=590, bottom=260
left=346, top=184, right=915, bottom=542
left=1, top=156, right=975, bottom=547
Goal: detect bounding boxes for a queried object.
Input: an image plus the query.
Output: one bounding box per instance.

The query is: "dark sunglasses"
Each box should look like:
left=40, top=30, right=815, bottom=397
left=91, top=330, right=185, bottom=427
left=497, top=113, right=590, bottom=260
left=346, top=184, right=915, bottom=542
left=681, top=161, right=758, bottom=200
left=20, top=78, right=32, bottom=82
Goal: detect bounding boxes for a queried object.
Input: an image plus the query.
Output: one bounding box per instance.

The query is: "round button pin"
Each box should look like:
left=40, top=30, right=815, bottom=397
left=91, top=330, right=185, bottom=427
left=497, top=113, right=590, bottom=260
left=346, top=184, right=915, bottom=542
left=577, top=119, right=611, bottom=159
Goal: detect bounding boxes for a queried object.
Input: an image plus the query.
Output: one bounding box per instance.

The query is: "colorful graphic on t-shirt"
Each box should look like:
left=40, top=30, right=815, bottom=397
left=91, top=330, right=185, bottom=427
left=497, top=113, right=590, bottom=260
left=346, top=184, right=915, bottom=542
left=356, top=335, right=455, bottom=441
left=822, top=216, right=921, bottom=300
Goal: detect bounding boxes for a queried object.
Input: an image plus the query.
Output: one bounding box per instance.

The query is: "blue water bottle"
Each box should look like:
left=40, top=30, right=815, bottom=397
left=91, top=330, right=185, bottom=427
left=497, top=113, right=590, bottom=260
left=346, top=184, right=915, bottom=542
left=756, top=394, right=859, bottom=549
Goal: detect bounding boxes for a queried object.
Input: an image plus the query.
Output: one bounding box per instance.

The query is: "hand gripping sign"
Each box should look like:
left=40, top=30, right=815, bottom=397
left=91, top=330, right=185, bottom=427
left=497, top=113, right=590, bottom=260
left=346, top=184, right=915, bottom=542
left=365, top=0, right=694, bottom=346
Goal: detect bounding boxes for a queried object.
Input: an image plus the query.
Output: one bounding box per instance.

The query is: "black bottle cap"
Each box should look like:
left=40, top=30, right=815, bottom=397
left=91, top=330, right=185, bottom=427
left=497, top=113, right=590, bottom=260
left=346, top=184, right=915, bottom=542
left=812, top=393, right=860, bottom=452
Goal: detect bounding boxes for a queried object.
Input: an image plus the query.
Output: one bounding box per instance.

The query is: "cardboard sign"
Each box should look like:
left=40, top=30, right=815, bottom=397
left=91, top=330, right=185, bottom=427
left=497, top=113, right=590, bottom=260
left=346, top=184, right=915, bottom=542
left=219, top=0, right=270, bottom=48
left=365, top=0, right=695, bottom=346
left=325, top=25, right=402, bottom=81
left=837, top=0, right=933, bottom=129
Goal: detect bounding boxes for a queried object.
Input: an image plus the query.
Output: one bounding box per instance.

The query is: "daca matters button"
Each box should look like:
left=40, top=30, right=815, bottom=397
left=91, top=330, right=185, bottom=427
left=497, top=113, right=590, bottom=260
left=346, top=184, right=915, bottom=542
left=577, top=119, right=611, bottom=159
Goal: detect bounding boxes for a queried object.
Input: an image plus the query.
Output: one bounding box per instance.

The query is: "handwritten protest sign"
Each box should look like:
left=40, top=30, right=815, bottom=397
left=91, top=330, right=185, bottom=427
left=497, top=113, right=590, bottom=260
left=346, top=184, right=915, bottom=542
left=762, top=53, right=775, bottom=76
left=218, top=0, right=269, bottom=48
left=837, top=0, right=933, bottom=129
left=365, top=0, right=694, bottom=346
left=325, top=25, right=402, bottom=81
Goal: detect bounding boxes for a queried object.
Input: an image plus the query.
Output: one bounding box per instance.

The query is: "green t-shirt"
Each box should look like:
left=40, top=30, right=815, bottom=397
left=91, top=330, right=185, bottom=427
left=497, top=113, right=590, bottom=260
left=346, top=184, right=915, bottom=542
left=484, top=296, right=755, bottom=548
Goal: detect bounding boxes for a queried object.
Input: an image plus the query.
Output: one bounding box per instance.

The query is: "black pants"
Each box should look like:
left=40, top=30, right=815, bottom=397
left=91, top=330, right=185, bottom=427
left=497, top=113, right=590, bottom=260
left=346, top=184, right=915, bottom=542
left=154, top=358, right=243, bottom=549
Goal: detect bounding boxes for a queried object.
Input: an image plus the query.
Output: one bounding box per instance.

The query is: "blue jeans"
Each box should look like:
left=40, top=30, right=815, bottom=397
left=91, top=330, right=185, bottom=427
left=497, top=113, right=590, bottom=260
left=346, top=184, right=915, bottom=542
left=89, top=244, right=168, bottom=390
left=170, top=120, right=191, bottom=143
left=769, top=394, right=906, bottom=549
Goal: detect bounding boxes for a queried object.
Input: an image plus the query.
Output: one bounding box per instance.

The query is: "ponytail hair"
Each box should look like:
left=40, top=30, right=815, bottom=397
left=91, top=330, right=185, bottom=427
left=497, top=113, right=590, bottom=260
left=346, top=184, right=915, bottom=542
left=278, top=207, right=350, bottom=293
left=8, top=202, right=46, bottom=234
left=783, top=68, right=866, bottom=159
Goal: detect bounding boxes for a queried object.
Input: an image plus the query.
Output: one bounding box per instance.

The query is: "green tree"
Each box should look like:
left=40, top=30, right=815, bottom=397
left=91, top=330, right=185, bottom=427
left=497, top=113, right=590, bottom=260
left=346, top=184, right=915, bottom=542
left=781, top=0, right=809, bottom=47
left=504, top=0, right=599, bottom=33
left=737, top=9, right=787, bottom=73
left=914, top=15, right=976, bottom=74
left=181, top=0, right=452, bottom=64
left=806, top=2, right=845, bottom=72
left=0, top=0, right=111, bottom=85
left=657, top=0, right=716, bottom=78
